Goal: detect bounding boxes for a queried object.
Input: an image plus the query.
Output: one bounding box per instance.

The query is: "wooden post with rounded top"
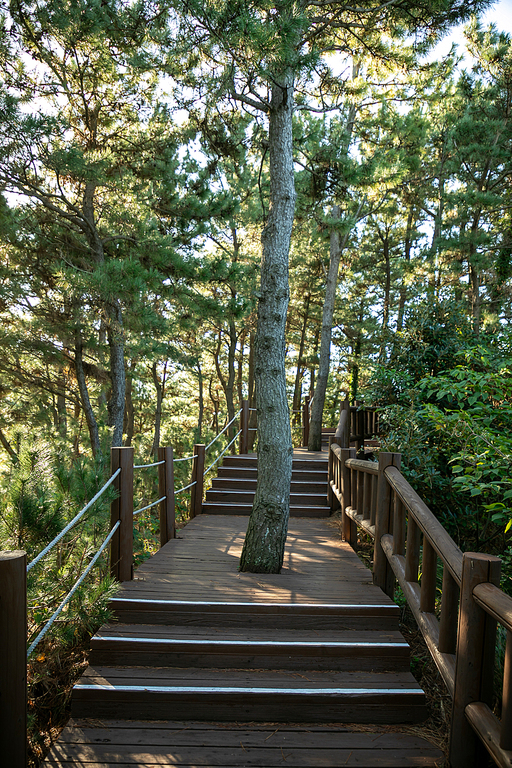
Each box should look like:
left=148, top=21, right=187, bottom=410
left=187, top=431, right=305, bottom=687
left=449, top=552, right=501, bottom=768
left=328, top=434, right=339, bottom=514
left=240, top=400, right=249, bottom=455
left=158, top=446, right=176, bottom=546
left=302, top=398, right=310, bottom=447
left=110, top=446, right=134, bottom=582
left=0, top=551, right=27, bottom=768
left=190, top=444, right=205, bottom=519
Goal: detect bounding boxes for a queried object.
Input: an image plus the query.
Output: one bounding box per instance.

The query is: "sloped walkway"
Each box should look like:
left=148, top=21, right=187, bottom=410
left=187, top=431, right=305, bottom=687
left=44, top=514, right=443, bottom=767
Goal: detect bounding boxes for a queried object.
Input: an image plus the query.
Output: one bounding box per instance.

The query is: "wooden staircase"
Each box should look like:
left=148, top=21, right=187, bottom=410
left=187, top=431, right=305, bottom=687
left=203, top=451, right=331, bottom=517
left=44, top=450, right=443, bottom=766
left=71, top=603, right=426, bottom=724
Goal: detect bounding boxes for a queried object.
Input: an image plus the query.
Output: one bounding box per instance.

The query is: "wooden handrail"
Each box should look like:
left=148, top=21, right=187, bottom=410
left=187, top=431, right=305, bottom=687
left=345, top=457, right=379, bottom=475
left=384, top=465, right=463, bottom=586
left=328, top=440, right=512, bottom=768
left=473, top=582, right=512, bottom=632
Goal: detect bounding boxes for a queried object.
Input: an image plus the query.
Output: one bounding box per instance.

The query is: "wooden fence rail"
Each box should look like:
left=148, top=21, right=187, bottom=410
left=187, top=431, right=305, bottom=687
left=329, top=445, right=512, bottom=768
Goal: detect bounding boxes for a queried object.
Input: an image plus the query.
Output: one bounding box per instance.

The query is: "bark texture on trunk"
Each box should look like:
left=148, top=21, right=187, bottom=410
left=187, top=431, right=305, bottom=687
left=239, top=73, right=295, bottom=574
left=308, top=205, right=343, bottom=451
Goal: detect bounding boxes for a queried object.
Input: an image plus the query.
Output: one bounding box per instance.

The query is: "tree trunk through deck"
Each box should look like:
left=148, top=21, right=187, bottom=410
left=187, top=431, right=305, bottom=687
left=239, top=72, right=295, bottom=574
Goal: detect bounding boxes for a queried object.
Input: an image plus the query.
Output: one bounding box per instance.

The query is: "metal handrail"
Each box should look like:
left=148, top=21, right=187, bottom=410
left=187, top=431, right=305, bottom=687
left=204, top=430, right=242, bottom=477
left=133, top=495, right=167, bottom=517
left=27, top=520, right=121, bottom=657
left=133, top=460, right=165, bottom=469
left=27, top=468, right=122, bottom=573
left=205, top=409, right=242, bottom=452
left=175, top=480, right=197, bottom=495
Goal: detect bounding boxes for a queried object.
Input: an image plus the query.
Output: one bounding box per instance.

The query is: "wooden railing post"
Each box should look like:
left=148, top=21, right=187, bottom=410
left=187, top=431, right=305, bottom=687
left=302, top=398, right=310, bottom=447
left=334, top=398, right=350, bottom=448
left=240, top=400, right=249, bottom=455
left=373, top=451, right=401, bottom=598
left=449, top=552, right=501, bottom=768
left=341, top=447, right=356, bottom=544
left=0, top=551, right=27, bottom=768
left=158, top=446, right=176, bottom=546
left=190, top=444, right=205, bottom=519
left=110, top=446, right=134, bottom=582
left=328, top=435, right=339, bottom=514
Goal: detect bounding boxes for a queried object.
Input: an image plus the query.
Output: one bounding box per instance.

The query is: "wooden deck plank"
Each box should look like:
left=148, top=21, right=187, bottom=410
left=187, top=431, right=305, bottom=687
left=45, top=720, right=444, bottom=767
left=114, top=515, right=394, bottom=609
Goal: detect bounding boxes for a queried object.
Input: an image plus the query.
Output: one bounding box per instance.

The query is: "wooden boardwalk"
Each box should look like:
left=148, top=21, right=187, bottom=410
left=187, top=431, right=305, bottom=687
left=44, top=450, right=444, bottom=767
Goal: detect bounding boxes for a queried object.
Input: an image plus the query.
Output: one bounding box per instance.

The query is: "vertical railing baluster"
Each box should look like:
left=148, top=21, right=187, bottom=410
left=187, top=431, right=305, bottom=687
left=501, top=630, right=512, bottom=751
left=363, top=470, right=372, bottom=521
left=393, top=495, right=405, bottom=556
left=357, top=466, right=364, bottom=518
left=439, top=567, right=459, bottom=655
left=420, top=536, right=437, bottom=613
left=341, top=447, right=356, bottom=544
left=405, top=516, right=421, bottom=584
left=370, top=472, right=378, bottom=527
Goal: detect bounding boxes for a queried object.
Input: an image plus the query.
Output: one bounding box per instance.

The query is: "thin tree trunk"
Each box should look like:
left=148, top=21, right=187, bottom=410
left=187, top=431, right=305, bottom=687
left=248, top=332, right=255, bottom=405
left=196, top=361, right=204, bottom=441
left=214, top=327, right=237, bottom=449
left=308, top=207, right=343, bottom=451
left=237, top=330, right=246, bottom=407
left=309, top=323, right=320, bottom=399
left=378, top=228, right=391, bottom=364
left=0, top=427, right=18, bottom=462
left=74, top=334, right=101, bottom=458
left=240, top=72, right=295, bottom=574
left=248, top=333, right=257, bottom=450
left=124, top=360, right=135, bottom=447
left=469, top=210, right=482, bottom=332
left=106, top=300, right=126, bottom=447
left=151, top=361, right=167, bottom=459
left=396, top=206, right=414, bottom=334
left=209, top=375, right=220, bottom=434
left=292, top=292, right=310, bottom=425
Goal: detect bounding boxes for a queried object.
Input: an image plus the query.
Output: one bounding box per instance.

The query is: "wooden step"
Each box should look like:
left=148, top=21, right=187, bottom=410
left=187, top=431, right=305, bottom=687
left=205, top=489, right=328, bottom=506
left=211, top=477, right=328, bottom=494
left=44, top=719, right=444, bottom=767
left=217, top=466, right=328, bottom=482
left=222, top=455, right=328, bottom=472
left=109, top=599, right=401, bottom=630
left=89, top=624, right=410, bottom=671
left=201, top=501, right=331, bottom=517
left=71, top=666, right=427, bottom=723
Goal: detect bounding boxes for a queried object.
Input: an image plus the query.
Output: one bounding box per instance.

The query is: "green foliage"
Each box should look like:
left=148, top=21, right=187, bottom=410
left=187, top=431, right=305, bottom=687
left=377, top=324, right=512, bottom=585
